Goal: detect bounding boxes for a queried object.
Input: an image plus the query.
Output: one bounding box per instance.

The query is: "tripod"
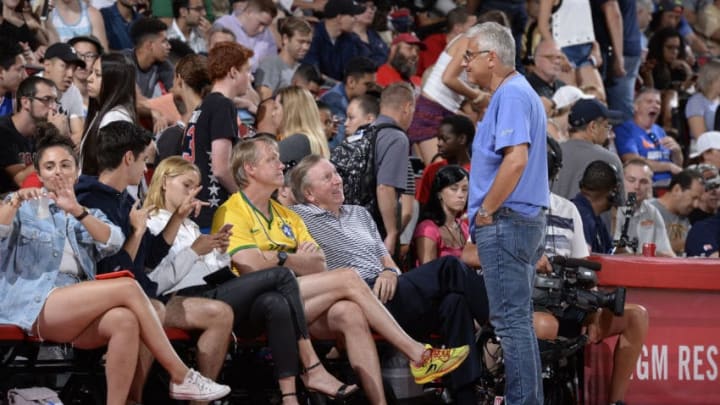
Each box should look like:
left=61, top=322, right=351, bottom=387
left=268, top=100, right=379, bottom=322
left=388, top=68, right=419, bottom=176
left=612, top=192, right=639, bottom=254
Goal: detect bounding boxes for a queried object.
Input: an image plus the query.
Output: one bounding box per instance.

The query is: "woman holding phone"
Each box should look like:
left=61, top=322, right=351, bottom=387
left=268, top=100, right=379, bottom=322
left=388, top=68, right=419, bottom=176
left=0, top=126, right=231, bottom=404
left=145, top=157, right=359, bottom=404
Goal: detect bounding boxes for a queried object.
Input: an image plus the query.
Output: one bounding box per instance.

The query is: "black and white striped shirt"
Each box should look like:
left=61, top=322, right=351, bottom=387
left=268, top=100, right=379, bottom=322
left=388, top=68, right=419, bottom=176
left=291, top=204, right=388, bottom=281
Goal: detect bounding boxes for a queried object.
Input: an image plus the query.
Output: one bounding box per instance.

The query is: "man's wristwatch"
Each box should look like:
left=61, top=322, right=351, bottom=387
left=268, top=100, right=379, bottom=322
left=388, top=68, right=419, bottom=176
left=277, top=251, right=288, bottom=266
left=382, top=267, right=401, bottom=276
left=477, top=206, right=491, bottom=218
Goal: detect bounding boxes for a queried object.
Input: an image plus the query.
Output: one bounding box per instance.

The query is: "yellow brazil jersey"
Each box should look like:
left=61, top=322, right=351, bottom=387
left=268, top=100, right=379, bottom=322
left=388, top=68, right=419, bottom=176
left=211, top=192, right=317, bottom=271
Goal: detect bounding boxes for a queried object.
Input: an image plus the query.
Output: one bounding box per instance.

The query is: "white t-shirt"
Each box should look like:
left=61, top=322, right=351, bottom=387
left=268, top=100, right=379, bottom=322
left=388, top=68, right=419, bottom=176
left=613, top=199, right=673, bottom=255
left=59, top=84, right=85, bottom=118
left=545, top=193, right=590, bottom=258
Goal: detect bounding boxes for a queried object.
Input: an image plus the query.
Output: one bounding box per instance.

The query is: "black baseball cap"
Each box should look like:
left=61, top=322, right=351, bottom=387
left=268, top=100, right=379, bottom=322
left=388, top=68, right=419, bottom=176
left=68, top=35, right=104, bottom=55
left=324, top=0, right=365, bottom=18
left=43, top=43, right=86, bottom=69
left=568, top=99, right=623, bottom=128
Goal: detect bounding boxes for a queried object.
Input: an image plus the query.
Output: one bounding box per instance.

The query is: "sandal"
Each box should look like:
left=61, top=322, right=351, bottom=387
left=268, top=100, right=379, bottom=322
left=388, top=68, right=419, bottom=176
left=302, top=362, right=360, bottom=400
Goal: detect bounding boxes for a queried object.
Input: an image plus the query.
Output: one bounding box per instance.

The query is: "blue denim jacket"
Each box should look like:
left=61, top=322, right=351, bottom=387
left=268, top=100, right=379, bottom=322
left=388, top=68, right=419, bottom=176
left=0, top=200, right=124, bottom=330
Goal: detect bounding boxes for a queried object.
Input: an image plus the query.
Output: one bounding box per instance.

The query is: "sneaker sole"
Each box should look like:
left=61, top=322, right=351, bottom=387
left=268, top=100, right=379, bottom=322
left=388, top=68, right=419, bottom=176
left=170, top=386, right=231, bottom=401
left=413, top=350, right=470, bottom=385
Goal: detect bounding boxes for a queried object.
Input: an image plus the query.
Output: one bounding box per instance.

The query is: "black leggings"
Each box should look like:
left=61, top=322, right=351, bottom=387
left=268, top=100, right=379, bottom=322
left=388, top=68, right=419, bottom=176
left=176, top=266, right=308, bottom=378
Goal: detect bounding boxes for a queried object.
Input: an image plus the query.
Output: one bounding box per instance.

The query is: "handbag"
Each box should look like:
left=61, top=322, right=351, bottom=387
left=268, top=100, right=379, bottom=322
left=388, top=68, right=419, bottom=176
left=7, top=387, right=63, bottom=405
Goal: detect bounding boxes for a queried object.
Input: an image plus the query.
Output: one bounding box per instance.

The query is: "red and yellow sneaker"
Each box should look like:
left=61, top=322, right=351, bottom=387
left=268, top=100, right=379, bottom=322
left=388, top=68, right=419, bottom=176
left=410, top=344, right=470, bottom=384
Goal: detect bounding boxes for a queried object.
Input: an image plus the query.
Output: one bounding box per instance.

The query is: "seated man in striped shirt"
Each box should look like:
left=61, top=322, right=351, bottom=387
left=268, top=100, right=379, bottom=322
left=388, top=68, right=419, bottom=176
left=289, top=155, right=490, bottom=405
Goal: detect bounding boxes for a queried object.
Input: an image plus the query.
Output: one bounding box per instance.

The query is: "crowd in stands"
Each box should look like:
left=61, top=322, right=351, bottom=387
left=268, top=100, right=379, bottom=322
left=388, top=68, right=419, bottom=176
left=2, top=0, right=720, bottom=403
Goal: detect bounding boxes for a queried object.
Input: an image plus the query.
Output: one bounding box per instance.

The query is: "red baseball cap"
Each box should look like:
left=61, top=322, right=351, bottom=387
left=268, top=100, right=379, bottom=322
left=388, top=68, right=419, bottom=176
left=391, top=33, right=426, bottom=49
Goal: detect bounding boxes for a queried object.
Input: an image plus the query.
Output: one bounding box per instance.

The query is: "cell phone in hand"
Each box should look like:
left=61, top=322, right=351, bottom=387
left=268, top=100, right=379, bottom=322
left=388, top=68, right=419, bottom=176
left=40, top=0, right=50, bottom=21
left=218, top=223, right=233, bottom=234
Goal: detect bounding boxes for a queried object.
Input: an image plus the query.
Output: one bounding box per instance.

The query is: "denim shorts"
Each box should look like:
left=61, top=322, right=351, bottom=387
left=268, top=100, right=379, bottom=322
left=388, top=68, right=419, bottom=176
left=562, top=42, right=593, bottom=68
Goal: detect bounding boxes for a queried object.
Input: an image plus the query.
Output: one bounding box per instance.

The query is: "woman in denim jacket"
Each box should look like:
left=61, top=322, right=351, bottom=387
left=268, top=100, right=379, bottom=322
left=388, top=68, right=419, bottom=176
left=0, top=127, right=231, bottom=404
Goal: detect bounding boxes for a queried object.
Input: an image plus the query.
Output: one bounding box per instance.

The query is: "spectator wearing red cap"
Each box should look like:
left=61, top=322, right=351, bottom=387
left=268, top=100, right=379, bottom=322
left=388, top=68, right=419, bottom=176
left=376, top=33, right=424, bottom=88
left=302, top=0, right=366, bottom=81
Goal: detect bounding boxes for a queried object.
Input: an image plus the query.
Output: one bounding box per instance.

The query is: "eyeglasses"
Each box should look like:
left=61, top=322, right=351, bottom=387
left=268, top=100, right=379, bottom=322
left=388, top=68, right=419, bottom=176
left=76, top=52, right=99, bottom=61
left=463, top=50, right=490, bottom=63
left=31, top=96, right=60, bottom=106
left=187, top=5, right=205, bottom=12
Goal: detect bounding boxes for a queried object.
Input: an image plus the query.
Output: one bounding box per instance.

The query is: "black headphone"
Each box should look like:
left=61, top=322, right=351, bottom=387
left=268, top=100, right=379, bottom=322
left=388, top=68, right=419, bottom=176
left=578, top=161, right=624, bottom=207
left=547, top=136, right=563, bottom=180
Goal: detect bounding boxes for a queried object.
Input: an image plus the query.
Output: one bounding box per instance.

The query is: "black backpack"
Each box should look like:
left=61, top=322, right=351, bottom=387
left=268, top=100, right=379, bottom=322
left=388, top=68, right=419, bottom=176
left=330, top=123, right=403, bottom=212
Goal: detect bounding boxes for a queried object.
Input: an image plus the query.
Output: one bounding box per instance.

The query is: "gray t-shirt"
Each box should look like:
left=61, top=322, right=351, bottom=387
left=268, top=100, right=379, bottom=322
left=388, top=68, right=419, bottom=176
left=552, top=139, right=625, bottom=200
left=649, top=198, right=691, bottom=254
left=255, top=54, right=296, bottom=96
left=614, top=199, right=673, bottom=255
left=373, top=115, right=409, bottom=192
left=59, top=84, right=85, bottom=117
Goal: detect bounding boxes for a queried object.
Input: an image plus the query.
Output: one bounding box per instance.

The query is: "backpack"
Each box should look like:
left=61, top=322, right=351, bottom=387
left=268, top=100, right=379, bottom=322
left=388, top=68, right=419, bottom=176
left=330, top=123, right=404, bottom=212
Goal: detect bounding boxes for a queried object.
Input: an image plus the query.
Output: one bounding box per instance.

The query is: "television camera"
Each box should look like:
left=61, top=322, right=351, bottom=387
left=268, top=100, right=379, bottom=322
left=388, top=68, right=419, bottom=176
left=533, top=256, right=626, bottom=324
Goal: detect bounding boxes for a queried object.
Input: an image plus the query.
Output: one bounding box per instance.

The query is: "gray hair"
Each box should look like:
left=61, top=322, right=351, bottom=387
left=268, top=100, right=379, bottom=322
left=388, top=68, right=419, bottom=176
left=289, top=154, right=325, bottom=204
left=466, top=22, right=515, bottom=67
left=636, top=0, right=653, bottom=13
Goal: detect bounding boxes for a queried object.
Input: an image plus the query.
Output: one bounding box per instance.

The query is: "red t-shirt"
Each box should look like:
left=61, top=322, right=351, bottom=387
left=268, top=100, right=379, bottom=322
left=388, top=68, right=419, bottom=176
left=376, top=64, right=421, bottom=88
left=417, top=33, right=447, bottom=77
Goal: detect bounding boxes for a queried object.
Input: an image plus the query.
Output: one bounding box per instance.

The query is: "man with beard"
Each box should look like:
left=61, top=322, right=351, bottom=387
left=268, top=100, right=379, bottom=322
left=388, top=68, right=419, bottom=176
left=256, top=16, right=313, bottom=100
left=167, top=0, right=211, bottom=54
left=551, top=98, right=625, bottom=200
left=302, top=0, right=366, bottom=81
left=0, top=77, right=68, bottom=194
left=377, top=33, right=424, bottom=88
left=614, top=88, right=684, bottom=189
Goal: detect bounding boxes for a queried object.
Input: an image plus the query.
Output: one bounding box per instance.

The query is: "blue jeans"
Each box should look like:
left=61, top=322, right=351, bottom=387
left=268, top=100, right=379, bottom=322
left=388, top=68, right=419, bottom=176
left=606, top=54, right=642, bottom=121
left=475, top=208, right=546, bottom=405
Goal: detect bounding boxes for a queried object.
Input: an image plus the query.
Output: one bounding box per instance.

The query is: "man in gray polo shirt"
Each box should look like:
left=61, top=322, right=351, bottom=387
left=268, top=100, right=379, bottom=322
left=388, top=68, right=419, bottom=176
left=370, top=83, right=415, bottom=254
left=289, top=155, right=489, bottom=405
left=552, top=98, right=625, bottom=200
left=613, top=159, right=674, bottom=256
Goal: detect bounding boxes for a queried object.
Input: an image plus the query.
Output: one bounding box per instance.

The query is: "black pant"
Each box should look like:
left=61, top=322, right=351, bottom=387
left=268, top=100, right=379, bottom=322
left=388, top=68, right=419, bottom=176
left=176, top=266, right=308, bottom=379
left=371, top=256, right=489, bottom=391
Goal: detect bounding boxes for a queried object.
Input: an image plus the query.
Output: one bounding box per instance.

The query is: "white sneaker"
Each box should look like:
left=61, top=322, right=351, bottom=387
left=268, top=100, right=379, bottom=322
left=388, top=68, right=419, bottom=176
left=169, top=369, right=231, bottom=401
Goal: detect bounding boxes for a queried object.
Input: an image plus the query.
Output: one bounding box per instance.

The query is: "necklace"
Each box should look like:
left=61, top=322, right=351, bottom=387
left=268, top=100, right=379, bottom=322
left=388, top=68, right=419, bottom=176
left=492, top=69, right=516, bottom=94
left=442, top=220, right=464, bottom=248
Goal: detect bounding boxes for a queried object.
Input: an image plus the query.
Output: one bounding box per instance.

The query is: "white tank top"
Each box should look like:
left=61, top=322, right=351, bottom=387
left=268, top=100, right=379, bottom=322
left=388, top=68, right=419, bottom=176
left=551, top=0, right=595, bottom=48
left=51, top=0, right=93, bottom=43
left=422, top=51, right=464, bottom=113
